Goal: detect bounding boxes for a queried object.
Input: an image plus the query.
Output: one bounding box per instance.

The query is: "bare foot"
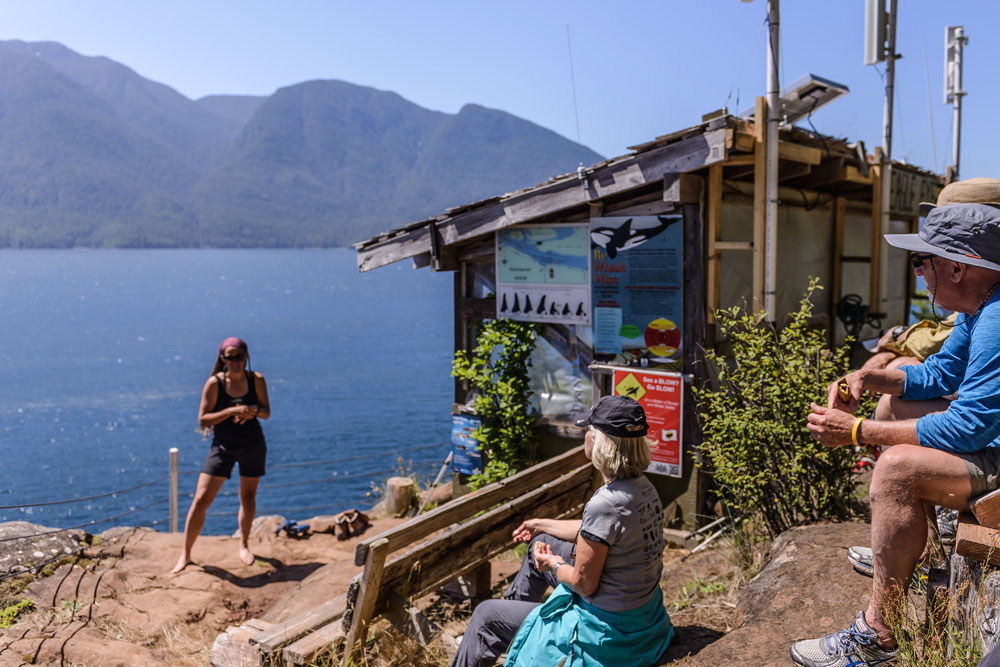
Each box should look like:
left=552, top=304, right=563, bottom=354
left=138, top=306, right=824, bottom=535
left=169, top=557, right=192, bottom=575
left=239, top=546, right=255, bottom=566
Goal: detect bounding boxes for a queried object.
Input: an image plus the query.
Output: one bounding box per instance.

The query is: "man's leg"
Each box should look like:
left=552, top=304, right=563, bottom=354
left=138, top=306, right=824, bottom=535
left=865, top=444, right=973, bottom=645
left=450, top=599, right=538, bottom=667
left=503, top=534, right=574, bottom=602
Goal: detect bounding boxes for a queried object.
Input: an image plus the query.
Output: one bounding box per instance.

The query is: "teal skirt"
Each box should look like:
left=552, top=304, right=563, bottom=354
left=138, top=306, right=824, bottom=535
left=504, top=584, right=673, bottom=667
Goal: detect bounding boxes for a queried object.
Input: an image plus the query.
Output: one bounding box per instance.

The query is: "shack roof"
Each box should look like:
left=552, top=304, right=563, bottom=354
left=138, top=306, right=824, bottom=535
left=353, top=114, right=939, bottom=273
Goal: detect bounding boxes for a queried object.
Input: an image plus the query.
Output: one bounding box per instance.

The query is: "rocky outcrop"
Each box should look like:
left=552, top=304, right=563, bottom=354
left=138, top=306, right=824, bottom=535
left=0, top=521, right=89, bottom=576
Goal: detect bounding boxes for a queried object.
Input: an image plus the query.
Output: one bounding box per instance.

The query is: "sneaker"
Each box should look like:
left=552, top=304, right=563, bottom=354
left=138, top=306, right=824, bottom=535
left=847, top=546, right=929, bottom=583
left=790, top=611, right=898, bottom=666
left=847, top=545, right=873, bottom=577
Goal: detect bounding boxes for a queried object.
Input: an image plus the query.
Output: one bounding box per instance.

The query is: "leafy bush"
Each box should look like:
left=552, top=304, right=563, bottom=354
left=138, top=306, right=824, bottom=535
left=694, top=278, right=862, bottom=537
left=452, top=319, right=539, bottom=487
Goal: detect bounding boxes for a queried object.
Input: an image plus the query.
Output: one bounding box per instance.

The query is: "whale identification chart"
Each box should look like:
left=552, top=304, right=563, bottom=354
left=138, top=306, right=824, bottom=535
left=590, top=215, right=683, bottom=362
left=495, top=224, right=591, bottom=325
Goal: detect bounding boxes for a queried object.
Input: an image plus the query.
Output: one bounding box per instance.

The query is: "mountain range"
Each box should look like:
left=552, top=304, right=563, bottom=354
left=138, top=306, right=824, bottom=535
left=0, top=40, right=603, bottom=248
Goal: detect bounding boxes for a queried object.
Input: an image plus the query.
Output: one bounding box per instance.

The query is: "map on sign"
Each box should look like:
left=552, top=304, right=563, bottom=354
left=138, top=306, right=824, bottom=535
left=497, top=226, right=589, bottom=285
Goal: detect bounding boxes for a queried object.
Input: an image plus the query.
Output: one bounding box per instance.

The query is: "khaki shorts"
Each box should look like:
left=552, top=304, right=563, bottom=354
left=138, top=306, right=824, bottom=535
left=961, top=447, right=1000, bottom=497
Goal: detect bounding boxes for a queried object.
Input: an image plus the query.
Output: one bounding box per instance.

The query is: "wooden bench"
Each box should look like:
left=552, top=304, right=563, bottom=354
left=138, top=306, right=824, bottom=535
left=209, top=445, right=596, bottom=666
left=949, top=489, right=1000, bottom=656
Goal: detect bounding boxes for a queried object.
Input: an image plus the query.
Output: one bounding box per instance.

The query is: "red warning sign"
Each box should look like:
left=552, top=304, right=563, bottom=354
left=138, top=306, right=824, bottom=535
left=612, top=368, right=683, bottom=478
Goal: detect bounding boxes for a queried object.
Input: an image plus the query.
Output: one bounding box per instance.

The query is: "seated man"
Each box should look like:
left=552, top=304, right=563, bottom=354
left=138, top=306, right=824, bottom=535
left=793, top=202, right=1000, bottom=666
left=450, top=396, right=672, bottom=667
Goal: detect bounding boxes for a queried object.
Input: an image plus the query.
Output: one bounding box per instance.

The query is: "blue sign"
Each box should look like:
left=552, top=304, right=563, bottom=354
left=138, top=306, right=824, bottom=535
left=451, top=414, right=483, bottom=475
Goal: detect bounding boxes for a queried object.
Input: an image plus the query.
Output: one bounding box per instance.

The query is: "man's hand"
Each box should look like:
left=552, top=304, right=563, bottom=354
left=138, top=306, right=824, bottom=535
left=512, top=519, right=541, bottom=543
left=826, top=371, right=865, bottom=411
left=807, top=403, right=859, bottom=447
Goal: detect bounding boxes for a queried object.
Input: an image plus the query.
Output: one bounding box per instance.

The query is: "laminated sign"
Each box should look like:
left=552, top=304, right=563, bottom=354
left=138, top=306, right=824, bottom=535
left=496, top=224, right=591, bottom=325
left=590, top=215, right=683, bottom=363
left=612, top=368, right=683, bottom=478
left=451, top=414, right=483, bottom=476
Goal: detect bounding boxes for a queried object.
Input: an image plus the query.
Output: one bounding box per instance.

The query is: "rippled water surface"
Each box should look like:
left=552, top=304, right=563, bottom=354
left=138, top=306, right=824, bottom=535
left=0, top=249, right=453, bottom=534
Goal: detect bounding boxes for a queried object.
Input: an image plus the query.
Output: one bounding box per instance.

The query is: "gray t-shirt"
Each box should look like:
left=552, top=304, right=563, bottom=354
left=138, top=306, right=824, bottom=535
left=579, top=474, right=664, bottom=612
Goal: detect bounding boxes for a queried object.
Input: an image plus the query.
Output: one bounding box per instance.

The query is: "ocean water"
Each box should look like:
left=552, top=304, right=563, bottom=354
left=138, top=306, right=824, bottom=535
left=0, top=249, right=454, bottom=535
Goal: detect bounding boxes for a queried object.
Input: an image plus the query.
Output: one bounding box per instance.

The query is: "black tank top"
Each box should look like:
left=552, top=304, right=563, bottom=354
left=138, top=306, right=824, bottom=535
left=212, top=371, right=266, bottom=449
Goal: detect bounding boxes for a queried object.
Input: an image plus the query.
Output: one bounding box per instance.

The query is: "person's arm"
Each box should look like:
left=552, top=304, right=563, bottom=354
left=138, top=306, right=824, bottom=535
left=827, top=368, right=907, bottom=410
left=533, top=534, right=608, bottom=598
left=512, top=518, right=581, bottom=543
left=251, top=373, right=270, bottom=420
left=199, top=376, right=254, bottom=428
left=807, top=404, right=919, bottom=447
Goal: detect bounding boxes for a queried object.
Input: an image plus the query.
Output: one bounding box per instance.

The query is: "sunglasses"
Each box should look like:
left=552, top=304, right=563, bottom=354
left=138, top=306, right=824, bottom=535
left=221, top=353, right=246, bottom=362
left=910, top=253, right=935, bottom=269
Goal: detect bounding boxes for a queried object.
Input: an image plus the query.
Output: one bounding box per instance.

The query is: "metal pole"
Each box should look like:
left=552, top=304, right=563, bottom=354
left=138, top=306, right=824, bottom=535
left=416, top=451, right=453, bottom=516
left=764, top=0, right=779, bottom=321
left=950, top=27, right=966, bottom=180
left=169, top=447, right=178, bottom=533
left=878, top=0, right=898, bottom=317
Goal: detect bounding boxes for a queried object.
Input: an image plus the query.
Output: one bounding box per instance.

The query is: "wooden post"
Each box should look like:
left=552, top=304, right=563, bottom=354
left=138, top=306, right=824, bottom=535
left=830, top=197, right=846, bottom=344
left=706, top=162, right=723, bottom=339
left=384, top=477, right=414, bottom=517
left=752, top=96, right=767, bottom=314
left=869, top=148, right=883, bottom=311
left=341, top=537, right=389, bottom=666
left=169, top=447, right=178, bottom=533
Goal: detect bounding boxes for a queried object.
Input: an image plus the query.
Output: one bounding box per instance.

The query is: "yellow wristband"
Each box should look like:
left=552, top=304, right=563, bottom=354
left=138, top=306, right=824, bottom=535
left=852, top=417, right=866, bottom=447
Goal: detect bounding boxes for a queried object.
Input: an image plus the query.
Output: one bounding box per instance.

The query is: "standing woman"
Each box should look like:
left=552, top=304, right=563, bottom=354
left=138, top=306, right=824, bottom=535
left=170, top=337, right=270, bottom=574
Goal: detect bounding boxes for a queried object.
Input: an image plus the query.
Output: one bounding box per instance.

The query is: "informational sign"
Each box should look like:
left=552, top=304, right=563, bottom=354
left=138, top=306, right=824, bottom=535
left=590, top=215, right=683, bottom=361
left=451, top=414, right=483, bottom=475
left=611, top=368, right=683, bottom=478
left=496, top=224, right=591, bottom=325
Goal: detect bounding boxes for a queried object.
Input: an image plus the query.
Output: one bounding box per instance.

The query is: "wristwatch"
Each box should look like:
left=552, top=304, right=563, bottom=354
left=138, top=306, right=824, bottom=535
left=891, top=325, right=906, bottom=340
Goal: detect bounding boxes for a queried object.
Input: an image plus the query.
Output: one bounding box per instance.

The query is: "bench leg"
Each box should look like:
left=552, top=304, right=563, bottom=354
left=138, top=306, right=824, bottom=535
left=340, top=537, right=388, bottom=667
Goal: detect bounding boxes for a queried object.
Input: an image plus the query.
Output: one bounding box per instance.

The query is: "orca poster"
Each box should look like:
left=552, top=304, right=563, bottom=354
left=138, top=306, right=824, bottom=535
left=590, top=215, right=683, bottom=361
left=495, top=224, right=591, bottom=325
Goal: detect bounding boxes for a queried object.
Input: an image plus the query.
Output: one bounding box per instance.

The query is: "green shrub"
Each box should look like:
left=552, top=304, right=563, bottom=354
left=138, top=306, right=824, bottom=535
left=0, top=599, right=33, bottom=628
left=694, top=278, right=863, bottom=537
left=452, top=319, right=539, bottom=487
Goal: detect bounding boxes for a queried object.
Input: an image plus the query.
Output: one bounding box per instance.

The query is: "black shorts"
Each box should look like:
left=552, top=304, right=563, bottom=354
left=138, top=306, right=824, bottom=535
left=202, top=442, right=267, bottom=478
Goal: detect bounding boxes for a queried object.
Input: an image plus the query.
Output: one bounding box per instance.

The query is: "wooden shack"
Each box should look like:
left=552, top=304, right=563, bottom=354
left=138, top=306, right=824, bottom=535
left=354, top=103, right=941, bottom=527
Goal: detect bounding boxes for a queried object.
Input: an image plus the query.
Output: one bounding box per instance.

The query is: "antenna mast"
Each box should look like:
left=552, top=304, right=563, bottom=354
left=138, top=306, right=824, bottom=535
left=944, top=26, right=968, bottom=181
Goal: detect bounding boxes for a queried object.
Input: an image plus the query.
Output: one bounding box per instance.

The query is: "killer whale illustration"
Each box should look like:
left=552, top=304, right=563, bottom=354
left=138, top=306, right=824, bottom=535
left=590, top=215, right=680, bottom=259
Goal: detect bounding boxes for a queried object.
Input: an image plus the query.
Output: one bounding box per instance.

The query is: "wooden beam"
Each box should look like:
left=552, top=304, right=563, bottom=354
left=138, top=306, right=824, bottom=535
left=663, top=173, right=703, bottom=204
left=831, top=196, right=846, bottom=342
left=340, top=538, right=389, bottom=667
left=357, top=129, right=728, bottom=272
left=777, top=141, right=822, bottom=165
left=777, top=160, right=813, bottom=183
left=869, top=149, right=883, bottom=311
left=354, top=446, right=589, bottom=566
left=784, top=157, right=845, bottom=190
left=845, top=164, right=874, bottom=185
left=715, top=241, right=753, bottom=251
left=706, top=163, right=723, bottom=326
left=723, top=153, right=755, bottom=167
left=752, top=96, right=767, bottom=314
left=251, top=595, right=346, bottom=659
left=956, top=513, right=1000, bottom=567
left=733, top=130, right=754, bottom=152
left=457, top=297, right=495, bottom=320
left=283, top=621, right=345, bottom=666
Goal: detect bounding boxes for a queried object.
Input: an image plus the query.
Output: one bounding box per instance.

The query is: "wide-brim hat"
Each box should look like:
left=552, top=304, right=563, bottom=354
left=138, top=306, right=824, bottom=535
left=919, top=177, right=1000, bottom=216
left=885, top=203, right=1000, bottom=272
left=574, top=395, right=648, bottom=438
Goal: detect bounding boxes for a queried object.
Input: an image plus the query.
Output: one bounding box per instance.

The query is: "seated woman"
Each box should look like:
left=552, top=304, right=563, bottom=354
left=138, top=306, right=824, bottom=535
left=450, top=395, right=673, bottom=667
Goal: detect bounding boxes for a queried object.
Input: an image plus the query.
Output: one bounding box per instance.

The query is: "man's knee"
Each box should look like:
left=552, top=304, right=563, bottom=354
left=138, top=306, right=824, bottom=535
left=871, top=446, right=921, bottom=497
left=873, top=393, right=897, bottom=421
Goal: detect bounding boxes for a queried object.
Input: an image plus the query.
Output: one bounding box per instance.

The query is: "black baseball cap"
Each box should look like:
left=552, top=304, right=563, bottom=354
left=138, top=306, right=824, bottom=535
left=574, top=395, right=648, bottom=438
left=885, top=203, right=1000, bottom=272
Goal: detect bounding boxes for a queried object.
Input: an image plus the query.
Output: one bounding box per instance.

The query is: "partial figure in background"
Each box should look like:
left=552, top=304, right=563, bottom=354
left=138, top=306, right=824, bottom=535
left=450, top=395, right=672, bottom=667
left=170, top=337, right=271, bottom=574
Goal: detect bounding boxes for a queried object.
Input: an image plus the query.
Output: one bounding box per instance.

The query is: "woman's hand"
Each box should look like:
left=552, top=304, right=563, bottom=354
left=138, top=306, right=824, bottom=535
left=807, top=403, right=859, bottom=447
left=532, top=541, right=559, bottom=572
left=231, top=404, right=257, bottom=424
left=512, top=519, right=542, bottom=543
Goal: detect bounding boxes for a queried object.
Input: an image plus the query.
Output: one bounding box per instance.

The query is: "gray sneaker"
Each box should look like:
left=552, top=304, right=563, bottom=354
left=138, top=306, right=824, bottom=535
left=847, top=545, right=873, bottom=577
left=791, top=611, right=898, bottom=666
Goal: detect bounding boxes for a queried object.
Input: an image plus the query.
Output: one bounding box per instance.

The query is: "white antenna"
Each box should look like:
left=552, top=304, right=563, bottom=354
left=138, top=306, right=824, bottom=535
left=565, top=24, right=582, bottom=146
left=944, top=26, right=967, bottom=180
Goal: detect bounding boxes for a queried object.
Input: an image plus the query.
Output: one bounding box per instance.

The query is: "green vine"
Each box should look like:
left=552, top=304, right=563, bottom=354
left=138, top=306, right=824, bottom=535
left=452, top=319, right=539, bottom=487
left=694, top=277, right=865, bottom=537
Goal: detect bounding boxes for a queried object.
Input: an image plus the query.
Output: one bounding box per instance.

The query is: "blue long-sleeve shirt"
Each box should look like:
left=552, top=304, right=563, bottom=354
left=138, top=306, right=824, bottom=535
left=903, top=291, right=1000, bottom=453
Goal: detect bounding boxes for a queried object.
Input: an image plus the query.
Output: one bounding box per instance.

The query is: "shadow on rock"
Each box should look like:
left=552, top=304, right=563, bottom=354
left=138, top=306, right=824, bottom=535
left=201, top=560, right=324, bottom=587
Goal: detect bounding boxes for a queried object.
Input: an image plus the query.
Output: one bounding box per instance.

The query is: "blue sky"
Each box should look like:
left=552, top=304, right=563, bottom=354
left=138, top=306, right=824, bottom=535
left=3, top=1, right=998, bottom=178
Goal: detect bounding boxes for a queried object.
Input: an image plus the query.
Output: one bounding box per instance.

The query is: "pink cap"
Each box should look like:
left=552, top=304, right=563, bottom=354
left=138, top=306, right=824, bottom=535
left=219, top=337, right=248, bottom=353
